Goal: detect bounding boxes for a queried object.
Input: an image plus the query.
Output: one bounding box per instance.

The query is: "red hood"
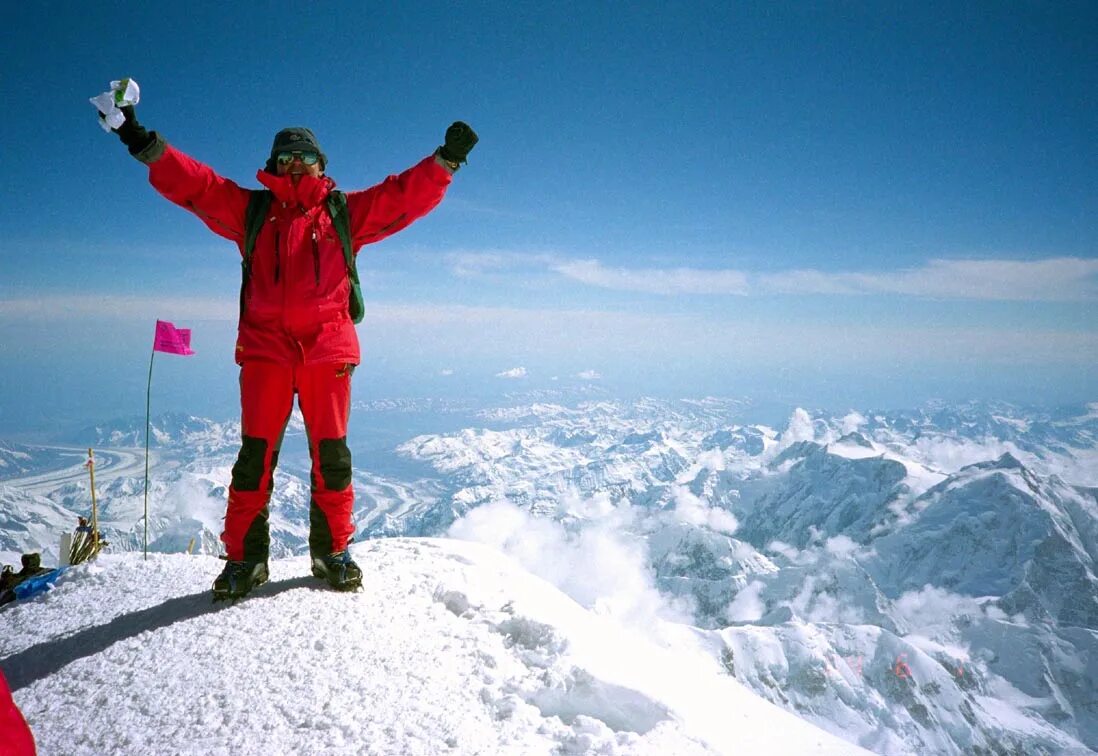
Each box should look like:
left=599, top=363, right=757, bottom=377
left=255, top=170, right=335, bottom=209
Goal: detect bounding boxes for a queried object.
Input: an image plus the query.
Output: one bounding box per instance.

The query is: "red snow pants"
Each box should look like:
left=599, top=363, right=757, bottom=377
left=0, top=668, right=36, bottom=755
left=221, top=361, right=355, bottom=562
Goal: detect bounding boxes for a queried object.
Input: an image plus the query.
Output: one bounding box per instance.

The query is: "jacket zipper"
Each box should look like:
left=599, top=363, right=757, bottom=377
left=274, top=229, right=281, bottom=283
left=312, top=230, right=320, bottom=285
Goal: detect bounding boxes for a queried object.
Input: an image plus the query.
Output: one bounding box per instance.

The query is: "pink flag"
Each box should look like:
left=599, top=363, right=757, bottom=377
left=152, top=319, right=195, bottom=356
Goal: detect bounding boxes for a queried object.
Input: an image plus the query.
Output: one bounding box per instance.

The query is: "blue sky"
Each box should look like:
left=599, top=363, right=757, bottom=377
left=1, top=2, right=1095, bottom=433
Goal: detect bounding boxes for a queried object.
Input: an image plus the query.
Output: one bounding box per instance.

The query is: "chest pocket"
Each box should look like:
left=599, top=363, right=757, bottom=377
left=308, top=220, right=342, bottom=287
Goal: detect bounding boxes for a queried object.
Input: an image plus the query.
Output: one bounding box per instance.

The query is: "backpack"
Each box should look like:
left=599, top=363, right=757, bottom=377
left=241, top=189, right=365, bottom=324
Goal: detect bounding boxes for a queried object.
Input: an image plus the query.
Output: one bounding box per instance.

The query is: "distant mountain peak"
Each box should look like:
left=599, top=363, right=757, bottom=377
left=960, top=452, right=1025, bottom=474
left=835, top=431, right=874, bottom=449
left=769, top=440, right=825, bottom=468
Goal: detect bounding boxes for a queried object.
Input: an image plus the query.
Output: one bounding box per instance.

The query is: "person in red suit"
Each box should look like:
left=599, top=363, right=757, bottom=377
left=0, top=668, right=36, bottom=755
left=110, top=99, right=477, bottom=600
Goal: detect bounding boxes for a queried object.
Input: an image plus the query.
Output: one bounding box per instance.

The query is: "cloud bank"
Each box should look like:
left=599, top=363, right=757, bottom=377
left=551, top=256, right=1098, bottom=301
left=553, top=259, right=752, bottom=296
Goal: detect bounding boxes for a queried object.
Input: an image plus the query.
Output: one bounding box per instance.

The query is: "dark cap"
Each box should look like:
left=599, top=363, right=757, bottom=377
left=266, top=127, right=327, bottom=172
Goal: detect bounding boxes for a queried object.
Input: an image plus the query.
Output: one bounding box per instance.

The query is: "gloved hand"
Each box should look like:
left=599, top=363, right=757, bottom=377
left=114, top=106, right=155, bottom=155
left=439, top=121, right=478, bottom=164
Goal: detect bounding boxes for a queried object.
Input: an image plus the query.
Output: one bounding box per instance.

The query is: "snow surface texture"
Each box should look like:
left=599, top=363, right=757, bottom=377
left=0, top=541, right=863, bottom=755
left=2, top=397, right=1097, bottom=754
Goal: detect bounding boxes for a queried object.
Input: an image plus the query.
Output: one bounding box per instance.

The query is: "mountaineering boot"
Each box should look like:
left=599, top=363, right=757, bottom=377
left=311, top=550, right=362, bottom=591
left=212, top=560, right=269, bottom=601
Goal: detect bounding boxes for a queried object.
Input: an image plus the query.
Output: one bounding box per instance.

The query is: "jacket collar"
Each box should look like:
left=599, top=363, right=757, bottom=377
left=256, top=170, right=335, bottom=209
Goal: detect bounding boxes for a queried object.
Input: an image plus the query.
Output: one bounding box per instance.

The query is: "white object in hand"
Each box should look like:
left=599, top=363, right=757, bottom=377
left=90, top=78, right=141, bottom=132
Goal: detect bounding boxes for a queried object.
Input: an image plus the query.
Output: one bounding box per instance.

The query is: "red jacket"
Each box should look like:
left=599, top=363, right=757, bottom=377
left=144, top=141, right=452, bottom=365
left=0, top=668, right=36, bottom=755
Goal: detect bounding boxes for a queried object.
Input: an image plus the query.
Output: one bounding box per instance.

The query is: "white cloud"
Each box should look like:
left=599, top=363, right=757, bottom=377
left=906, top=436, right=1028, bottom=475
left=558, top=489, right=616, bottom=521
left=830, top=257, right=1098, bottom=301
left=726, top=581, right=766, bottom=623
left=794, top=579, right=871, bottom=625
left=3, top=298, right=1093, bottom=370
left=766, top=540, right=806, bottom=563
left=553, top=259, right=751, bottom=295
left=448, top=499, right=691, bottom=625
left=670, top=486, right=738, bottom=535
left=754, top=268, right=861, bottom=296
left=892, top=584, right=1018, bottom=636
left=776, top=408, right=816, bottom=453
left=695, top=448, right=726, bottom=473
left=824, top=535, right=859, bottom=557
left=550, top=256, right=1098, bottom=302
left=495, top=367, right=527, bottom=379
left=358, top=302, right=1098, bottom=366
left=439, top=369, right=454, bottom=376
left=443, top=250, right=559, bottom=279
left=576, top=370, right=602, bottom=380
left=0, top=295, right=236, bottom=321
left=841, top=411, right=867, bottom=435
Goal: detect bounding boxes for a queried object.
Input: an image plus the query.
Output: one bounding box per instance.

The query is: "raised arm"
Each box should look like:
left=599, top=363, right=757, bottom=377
left=345, top=155, right=452, bottom=249
left=114, top=106, right=250, bottom=243
left=345, top=121, right=479, bottom=250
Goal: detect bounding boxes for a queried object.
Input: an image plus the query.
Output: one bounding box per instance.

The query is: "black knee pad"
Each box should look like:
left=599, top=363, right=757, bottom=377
left=317, top=437, right=352, bottom=490
left=231, top=436, right=268, bottom=492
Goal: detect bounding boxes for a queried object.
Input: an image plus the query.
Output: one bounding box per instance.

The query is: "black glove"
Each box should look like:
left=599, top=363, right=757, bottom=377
left=114, top=105, right=155, bottom=155
left=438, top=121, right=478, bottom=164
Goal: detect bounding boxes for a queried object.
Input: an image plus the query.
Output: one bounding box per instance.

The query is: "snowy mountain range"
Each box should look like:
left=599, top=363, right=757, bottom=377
left=1, top=397, right=1096, bottom=754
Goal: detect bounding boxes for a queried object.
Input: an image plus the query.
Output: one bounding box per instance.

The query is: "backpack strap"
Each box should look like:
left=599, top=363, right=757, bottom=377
left=241, top=190, right=273, bottom=317
left=325, top=190, right=365, bottom=324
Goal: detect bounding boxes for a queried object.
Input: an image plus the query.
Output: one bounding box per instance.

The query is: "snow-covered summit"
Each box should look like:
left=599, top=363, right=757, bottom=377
left=1, top=540, right=863, bottom=755
left=866, top=452, right=1098, bottom=621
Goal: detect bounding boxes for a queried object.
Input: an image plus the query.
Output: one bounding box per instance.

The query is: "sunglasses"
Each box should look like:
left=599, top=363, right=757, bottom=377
left=276, top=151, right=320, bottom=166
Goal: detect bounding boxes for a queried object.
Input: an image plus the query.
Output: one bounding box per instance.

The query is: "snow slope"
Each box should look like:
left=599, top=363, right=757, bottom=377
left=0, top=539, right=864, bottom=756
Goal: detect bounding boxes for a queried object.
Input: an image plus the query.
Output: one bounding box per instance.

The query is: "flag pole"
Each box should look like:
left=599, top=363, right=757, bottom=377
left=143, top=347, right=155, bottom=561
left=144, top=319, right=193, bottom=560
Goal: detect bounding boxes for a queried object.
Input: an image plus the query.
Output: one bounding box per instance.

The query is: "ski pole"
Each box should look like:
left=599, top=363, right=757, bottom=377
left=87, top=449, right=99, bottom=555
